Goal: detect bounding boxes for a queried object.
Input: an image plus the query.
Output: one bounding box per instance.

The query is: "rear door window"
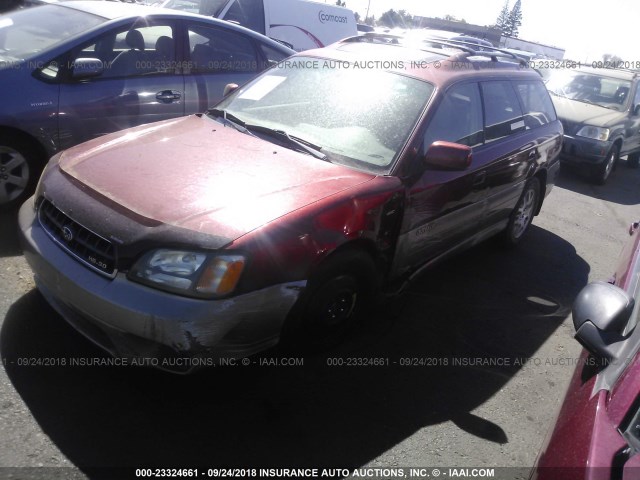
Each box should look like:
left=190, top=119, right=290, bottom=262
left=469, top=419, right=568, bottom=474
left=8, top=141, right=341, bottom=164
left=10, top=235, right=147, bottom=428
left=187, top=23, right=258, bottom=73
left=514, top=80, right=557, bottom=129
left=481, top=81, right=526, bottom=142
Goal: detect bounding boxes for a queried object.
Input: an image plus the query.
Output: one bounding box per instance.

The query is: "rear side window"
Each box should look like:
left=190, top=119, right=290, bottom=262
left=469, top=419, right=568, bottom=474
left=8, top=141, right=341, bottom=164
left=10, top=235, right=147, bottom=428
left=187, top=24, right=258, bottom=73
left=259, top=43, right=290, bottom=69
left=514, top=80, right=557, bottom=129
left=424, top=82, right=484, bottom=149
left=481, top=81, right=526, bottom=142
left=224, top=0, right=266, bottom=35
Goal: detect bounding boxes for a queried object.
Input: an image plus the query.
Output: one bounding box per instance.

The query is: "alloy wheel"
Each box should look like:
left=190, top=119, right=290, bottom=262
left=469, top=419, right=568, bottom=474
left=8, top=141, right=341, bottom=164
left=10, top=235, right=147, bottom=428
left=0, top=146, right=29, bottom=205
left=512, top=188, right=536, bottom=239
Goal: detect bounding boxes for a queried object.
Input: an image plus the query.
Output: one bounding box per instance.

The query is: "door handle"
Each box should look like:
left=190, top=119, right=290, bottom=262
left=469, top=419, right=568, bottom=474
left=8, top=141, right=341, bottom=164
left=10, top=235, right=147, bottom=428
left=156, top=90, right=182, bottom=101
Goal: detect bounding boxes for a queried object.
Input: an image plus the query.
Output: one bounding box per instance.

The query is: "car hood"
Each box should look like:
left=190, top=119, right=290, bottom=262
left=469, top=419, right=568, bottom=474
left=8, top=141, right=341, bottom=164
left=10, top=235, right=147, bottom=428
left=59, top=115, right=376, bottom=241
left=552, top=95, right=626, bottom=129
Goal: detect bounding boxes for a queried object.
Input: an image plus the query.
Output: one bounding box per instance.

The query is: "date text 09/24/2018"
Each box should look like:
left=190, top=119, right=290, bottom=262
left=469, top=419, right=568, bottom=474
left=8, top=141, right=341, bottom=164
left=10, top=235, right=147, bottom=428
left=134, top=467, right=497, bottom=478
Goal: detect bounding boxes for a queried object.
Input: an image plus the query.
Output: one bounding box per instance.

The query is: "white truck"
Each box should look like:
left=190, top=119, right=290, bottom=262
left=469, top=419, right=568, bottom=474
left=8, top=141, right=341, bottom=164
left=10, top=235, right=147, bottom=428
left=161, top=0, right=357, bottom=51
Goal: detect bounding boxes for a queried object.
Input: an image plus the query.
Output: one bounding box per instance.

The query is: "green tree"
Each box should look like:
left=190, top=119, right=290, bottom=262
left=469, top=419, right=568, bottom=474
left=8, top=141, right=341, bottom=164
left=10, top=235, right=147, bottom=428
left=505, top=0, right=523, bottom=37
left=602, top=53, right=623, bottom=67
left=354, top=11, right=360, bottom=22
left=443, top=14, right=467, bottom=23
left=495, top=0, right=510, bottom=32
left=378, top=9, right=413, bottom=28
left=398, top=9, right=413, bottom=26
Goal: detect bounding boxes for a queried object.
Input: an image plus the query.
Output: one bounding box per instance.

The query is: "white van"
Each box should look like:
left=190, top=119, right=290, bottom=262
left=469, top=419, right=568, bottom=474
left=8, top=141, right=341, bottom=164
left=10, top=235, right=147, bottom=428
left=161, top=0, right=357, bottom=51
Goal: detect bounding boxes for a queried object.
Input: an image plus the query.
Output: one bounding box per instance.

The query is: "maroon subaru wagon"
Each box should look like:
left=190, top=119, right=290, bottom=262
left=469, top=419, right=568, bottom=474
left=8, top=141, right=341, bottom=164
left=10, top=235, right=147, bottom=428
left=533, top=220, right=640, bottom=479
left=19, top=35, right=563, bottom=371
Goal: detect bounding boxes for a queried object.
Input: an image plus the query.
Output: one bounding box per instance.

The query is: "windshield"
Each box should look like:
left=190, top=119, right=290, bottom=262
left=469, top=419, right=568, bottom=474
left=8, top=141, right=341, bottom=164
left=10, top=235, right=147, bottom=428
left=0, top=5, right=103, bottom=62
left=546, top=70, right=632, bottom=111
left=213, top=57, right=435, bottom=173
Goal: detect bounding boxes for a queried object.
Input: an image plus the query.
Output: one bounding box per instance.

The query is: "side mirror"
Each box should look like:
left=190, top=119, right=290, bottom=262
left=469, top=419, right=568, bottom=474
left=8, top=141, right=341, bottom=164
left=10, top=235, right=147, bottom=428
left=634, top=104, right=640, bottom=116
left=424, top=141, right=472, bottom=171
left=223, top=83, right=239, bottom=96
left=72, top=58, right=104, bottom=79
left=573, top=281, right=635, bottom=360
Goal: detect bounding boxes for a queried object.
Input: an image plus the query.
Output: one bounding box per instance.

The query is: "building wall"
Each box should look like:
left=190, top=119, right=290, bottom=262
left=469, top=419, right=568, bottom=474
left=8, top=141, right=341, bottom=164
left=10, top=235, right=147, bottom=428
left=412, top=17, right=565, bottom=60
left=500, top=36, right=565, bottom=60
left=412, top=17, right=502, bottom=45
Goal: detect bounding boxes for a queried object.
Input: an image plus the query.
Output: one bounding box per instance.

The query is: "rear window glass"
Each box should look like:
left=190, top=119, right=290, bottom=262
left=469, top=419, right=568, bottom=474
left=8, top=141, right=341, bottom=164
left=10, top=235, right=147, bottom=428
left=514, top=80, right=557, bottom=129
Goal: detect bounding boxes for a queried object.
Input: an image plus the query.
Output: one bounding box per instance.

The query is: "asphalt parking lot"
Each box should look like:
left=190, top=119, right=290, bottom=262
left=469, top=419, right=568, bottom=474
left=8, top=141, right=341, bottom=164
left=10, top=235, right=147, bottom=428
left=0, top=162, right=639, bottom=479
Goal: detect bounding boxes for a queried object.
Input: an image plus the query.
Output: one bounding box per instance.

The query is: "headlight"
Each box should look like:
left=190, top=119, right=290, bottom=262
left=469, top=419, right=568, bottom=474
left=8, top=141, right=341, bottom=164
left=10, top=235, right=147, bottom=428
left=576, top=126, right=610, bottom=141
left=128, top=249, right=246, bottom=299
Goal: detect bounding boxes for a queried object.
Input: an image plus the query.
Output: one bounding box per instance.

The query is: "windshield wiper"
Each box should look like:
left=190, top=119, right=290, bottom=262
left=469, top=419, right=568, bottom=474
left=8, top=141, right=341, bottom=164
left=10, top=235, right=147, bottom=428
left=207, top=111, right=327, bottom=160
left=207, top=108, right=253, bottom=135
left=244, top=124, right=328, bottom=161
left=575, top=98, right=617, bottom=110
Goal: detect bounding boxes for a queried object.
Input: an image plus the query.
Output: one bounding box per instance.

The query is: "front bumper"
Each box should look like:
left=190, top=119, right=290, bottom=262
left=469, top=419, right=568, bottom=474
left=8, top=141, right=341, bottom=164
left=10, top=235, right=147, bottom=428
left=560, top=134, right=611, bottom=166
left=18, top=197, right=306, bottom=373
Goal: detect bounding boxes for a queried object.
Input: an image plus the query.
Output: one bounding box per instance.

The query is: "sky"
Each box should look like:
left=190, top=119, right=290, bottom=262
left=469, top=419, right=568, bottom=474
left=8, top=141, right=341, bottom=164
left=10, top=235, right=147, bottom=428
left=325, top=0, right=639, bottom=62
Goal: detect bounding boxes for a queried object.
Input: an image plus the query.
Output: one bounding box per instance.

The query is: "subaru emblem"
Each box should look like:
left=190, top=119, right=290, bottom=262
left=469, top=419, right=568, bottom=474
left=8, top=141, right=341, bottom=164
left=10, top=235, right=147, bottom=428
left=62, top=225, right=74, bottom=243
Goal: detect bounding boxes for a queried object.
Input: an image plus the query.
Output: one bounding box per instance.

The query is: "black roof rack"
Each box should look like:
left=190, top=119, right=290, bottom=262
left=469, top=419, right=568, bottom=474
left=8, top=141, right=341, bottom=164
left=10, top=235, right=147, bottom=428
left=341, top=33, right=528, bottom=67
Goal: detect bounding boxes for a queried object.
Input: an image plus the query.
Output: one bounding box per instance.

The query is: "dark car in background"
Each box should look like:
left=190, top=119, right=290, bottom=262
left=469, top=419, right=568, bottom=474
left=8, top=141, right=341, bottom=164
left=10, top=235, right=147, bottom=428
left=533, top=219, right=640, bottom=479
left=543, top=66, right=640, bottom=184
left=0, top=1, right=294, bottom=209
left=19, top=35, right=562, bottom=372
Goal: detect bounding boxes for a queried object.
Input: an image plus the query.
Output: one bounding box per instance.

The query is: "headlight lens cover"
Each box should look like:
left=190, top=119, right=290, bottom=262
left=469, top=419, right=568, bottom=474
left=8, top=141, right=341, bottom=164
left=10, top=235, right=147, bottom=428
left=576, top=125, right=610, bottom=141
left=129, top=249, right=245, bottom=298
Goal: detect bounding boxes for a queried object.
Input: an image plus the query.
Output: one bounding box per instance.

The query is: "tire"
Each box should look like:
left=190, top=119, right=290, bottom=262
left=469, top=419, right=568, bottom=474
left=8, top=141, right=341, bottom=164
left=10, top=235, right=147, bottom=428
left=502, top=177, right=540, bottom=247
left=628, top=152, right=640, bottom=169
left=280, top=250, right=377, bottom=352
left=592, top=145, right=619, bottom=185
left=0, top=134, right=41, bottom=211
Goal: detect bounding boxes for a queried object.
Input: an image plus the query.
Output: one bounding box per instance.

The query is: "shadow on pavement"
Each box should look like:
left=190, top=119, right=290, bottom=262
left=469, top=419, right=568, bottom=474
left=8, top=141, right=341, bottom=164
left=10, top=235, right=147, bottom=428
left=556, top=158, right=640, bottom=206
left=0, top=225, right=589, bottom=475
left=0, top=210, right=21, bottom=258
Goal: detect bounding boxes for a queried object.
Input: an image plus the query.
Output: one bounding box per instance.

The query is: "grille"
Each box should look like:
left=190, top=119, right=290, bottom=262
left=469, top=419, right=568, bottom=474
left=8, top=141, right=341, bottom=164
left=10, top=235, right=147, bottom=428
left=38, top=199, right=117, bottom=277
